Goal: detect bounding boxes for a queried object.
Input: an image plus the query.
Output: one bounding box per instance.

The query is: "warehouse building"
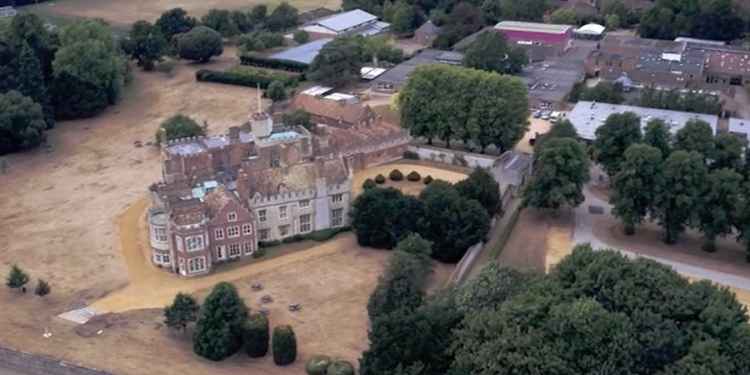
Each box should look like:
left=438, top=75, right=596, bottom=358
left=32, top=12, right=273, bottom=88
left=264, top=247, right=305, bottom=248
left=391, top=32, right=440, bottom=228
left=300, top=9, right=389, bottom=39
left=568, top=101, right=719, bottom=141
left=494, top=21, right=574, bottom=61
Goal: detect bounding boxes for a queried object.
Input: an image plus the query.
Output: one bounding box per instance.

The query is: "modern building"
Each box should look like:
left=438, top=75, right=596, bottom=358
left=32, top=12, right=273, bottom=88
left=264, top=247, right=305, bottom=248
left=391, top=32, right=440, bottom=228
left=371, top=49, right=464, bottom=92
left=300, top=9, right=389, bottom=39
left=148, top=94, right=410, bottom=276
left=568, top=101, right=719, bottom=141
left=269, top=38, right=333, bottom=65
left=729, top=118, right=750, bottom=142
left=494, top=21, right=574, bottom=61
left=585, top=35, right=750, bottom=90
left=574, top=23, right=605, bottom=40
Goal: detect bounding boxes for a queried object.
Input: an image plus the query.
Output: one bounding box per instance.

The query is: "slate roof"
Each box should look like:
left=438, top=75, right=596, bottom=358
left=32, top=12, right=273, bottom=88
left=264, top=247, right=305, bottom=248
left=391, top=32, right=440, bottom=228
left=269, top=38, right=333, bottom=64
left=314, top=9, right=377, bottom=32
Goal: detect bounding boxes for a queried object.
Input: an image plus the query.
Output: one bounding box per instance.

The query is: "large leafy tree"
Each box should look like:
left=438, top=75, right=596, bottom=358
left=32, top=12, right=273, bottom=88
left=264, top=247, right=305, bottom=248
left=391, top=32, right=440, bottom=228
left=698, top=168, right=743, bottom=252
left=193, top=282, right=248, bottom=361
left=610, top=144, right=663, bottom=235
left=308, top=36, right=364, bottom=87
left=498, top=0, right=548, bottom=21
left=267, top=2, right=299, bottom=31
left=8, top=13, right=56, bottom=79
left=463, top=31, right=528, bottom=75
left=523, top=138, right=590, bottom=212
left=201, top=9, right=240, bottom=37
left=455, top=167, right=500, bottom=214
left=155, top=8, right=197, bottom=41
left=674, top=119, right=715, bottom=159
left=643, top=118, right=672, bottom=157
left=350, top=187, right=423, bottom=249
left=419, top=181, right=490, bottom=263
left=593, top=112, right=642, bottom=177
left=653, top=151, right=708, bottom=244
left=639, top=0, right=744, bottom=41
left=432, top=2, right=484, bottom=49
left=391, top=1, right=419, bottom=34
left=534, top=119, right=579, bottom=153
left=177, top=26, right=223, bottom=63
left=124, top=20, right=167, bottom=71
left=0, top=91, right=46, bottom=155
left=735, top=182, right=750, bottom=262
left=17, top=41, right=53, bottom=128
left=712, top=133, right=745, bottom=171
left=164, top=292, right=199, bottom=332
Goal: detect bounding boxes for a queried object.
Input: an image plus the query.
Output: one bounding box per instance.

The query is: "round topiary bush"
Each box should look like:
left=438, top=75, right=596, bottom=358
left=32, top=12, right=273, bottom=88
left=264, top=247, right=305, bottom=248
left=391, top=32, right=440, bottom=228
left=243, top=313, right=269, bottom=358
left=423, top=175, right=434, bottom=185
left=327, top=360, right=356, bottom=375
left=375, top=174, right=386, bottom=184
left=389, top=169, right=404, bottom=181
left=362, top=178, right=377, bottom=190
left=407, top=171, right=421, bottom=181
left=305, top=355, right=332, bottom=375
left=272, top=325, right=297, bottom=366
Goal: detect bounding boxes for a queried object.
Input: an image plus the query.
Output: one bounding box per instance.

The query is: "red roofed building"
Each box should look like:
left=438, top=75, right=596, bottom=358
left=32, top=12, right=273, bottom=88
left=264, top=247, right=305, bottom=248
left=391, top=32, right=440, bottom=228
left=494, top=21, right=573, bottom=61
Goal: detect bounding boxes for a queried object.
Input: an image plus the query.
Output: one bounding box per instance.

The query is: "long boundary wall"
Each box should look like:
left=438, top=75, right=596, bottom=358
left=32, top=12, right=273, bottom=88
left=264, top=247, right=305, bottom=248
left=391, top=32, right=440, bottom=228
left=0, top=345, right=112, bottom=375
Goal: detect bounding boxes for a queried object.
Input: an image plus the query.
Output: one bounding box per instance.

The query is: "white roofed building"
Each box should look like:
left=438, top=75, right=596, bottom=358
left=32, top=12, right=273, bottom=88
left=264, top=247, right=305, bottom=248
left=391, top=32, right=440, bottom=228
left=568, top=101, right=719, bottom=141
left=301, top=9, right=389, bottom=39
left=729, top=118, right=750, bottom=142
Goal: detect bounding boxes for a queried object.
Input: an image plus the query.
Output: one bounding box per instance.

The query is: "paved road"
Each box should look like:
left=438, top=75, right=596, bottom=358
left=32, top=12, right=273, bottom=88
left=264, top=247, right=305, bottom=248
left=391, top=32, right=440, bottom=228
left=573, top=184, right=750, bottom=291
left=0, top=367, right=30, bottom=375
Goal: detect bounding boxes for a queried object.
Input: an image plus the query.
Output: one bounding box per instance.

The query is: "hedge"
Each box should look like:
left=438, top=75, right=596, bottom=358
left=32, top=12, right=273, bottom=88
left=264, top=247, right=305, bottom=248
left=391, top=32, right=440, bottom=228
left=403, top=150, right=420, bottom=160
left=305, top=355, right=332, bottom=375
left=243, top=313, right=270, bottom=358
left=327, top=360, right=356, bottom=375
left=259, top=227, right=351, bottom=247
left=240, top=53, right=309, bottom=72
left=196, top=68, right=298, bottom=89
left=272, top=325, right=297, bottom=366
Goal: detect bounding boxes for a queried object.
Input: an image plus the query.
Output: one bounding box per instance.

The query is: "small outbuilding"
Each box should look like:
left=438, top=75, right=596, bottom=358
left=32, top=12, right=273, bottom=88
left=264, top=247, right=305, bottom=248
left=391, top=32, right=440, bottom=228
left=574, top=23, right=606, bottom=40
left=413, top=20, right=441, bottom=46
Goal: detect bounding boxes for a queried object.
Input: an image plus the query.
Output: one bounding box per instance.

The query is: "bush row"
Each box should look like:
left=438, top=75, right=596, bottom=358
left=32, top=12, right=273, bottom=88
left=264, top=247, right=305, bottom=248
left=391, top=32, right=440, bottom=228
left=305, top=355, right=356, bottom=375
left=258, top=226, right=351, bottom=248
left=239, top=53, right=309, bottom=72
left=364, top=170, right=433, bottom=189
left=196, top=68, right=299, bottom=89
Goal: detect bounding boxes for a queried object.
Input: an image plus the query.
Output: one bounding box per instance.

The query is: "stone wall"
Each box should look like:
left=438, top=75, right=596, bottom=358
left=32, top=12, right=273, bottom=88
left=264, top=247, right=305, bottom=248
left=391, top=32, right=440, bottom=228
left=408, top=145, right=498, bottom=169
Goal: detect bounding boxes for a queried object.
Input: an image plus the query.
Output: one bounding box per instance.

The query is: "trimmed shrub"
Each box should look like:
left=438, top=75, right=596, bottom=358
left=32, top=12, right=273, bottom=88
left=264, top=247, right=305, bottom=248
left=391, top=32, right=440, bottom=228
left=407, top=171, right=421, bottom=181
left=423, top=175, right=434, bottom=185
left=327, top=360, right=356, bottom=375
left=196, top=67, right=298, bottom=89
left=259, top=240, right=280, bottom=247
left=389, top=169, right=404, bottom=181
left=239, top=53, right=309, bottom=72
left=293, top=30, right=310, bottom=44
left=155, top=114, right=204, bottom=144
left=272, top=325, right=297, bottom=366
left=305, top=355, right=331, bottom=375
left=375, top=174, right=386, bottom=184
left=306, top=226, right=350, bottom=242
left=403, top=150, right=419, bottom=160
left=243, top=313, right=270, bottom=358
left=252, top=247, right=267, bottom=258
left=266, top=80, right=288, bottom=101
left=363, top=178, right=377, bottom=190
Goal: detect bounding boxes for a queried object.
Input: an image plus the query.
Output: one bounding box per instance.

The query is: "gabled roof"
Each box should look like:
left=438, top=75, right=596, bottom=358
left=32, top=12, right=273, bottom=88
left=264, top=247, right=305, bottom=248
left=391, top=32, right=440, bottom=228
left=495, top=21, right=572, bottom=34
left=314, top=9, right=378, bottom=32
left=291, top=94, right=374, bottom=126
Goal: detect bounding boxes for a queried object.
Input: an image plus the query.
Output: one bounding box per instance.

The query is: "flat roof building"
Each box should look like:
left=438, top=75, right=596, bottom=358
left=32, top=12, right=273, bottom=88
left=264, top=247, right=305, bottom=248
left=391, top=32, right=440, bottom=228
left=568, top=101, right=719, bottom=140
left=729, top=118, right=750, bottom=141
left=301, top=9, right=389, bottom=39
left=371, top=49, right=463, bottom=92
left=269, top=38, right=333, bottom=64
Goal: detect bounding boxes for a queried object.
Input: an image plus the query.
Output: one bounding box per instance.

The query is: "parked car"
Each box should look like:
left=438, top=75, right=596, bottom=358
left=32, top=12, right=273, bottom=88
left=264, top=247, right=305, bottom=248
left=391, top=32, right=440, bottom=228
left=533, top=110, right=542, bottom=118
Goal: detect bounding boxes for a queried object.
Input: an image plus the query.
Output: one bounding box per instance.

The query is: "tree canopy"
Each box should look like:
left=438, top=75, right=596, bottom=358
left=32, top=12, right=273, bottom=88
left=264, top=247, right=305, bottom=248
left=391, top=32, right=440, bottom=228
left=455, top=167, right=500, bottom=214
left=177, top=26, right=223, bottom=62
left=350, top=187, right=424, bottom=249
left=593, top=112, right=643, bottom=176
left=164, top=292, right=199, bottom=332
left=653, top=150, right=708, bottom=244
left=156, top=114, right=205, bottom=144
left=124, top=20, right=167, bottom=71
left=524, top=138, right=590, bottom=211
left=639, top=0, right=744, bottom=41
left=463, top=31, right=528, bottom=75
left=193, top=282, right=248, bottom=361
left=0, top=91, right=46, bottom=155
left=155, top=8, right=197, bottom=41
left=308, top=36, right=364, bottom=87
left=610, top=143, right=664, bottom=235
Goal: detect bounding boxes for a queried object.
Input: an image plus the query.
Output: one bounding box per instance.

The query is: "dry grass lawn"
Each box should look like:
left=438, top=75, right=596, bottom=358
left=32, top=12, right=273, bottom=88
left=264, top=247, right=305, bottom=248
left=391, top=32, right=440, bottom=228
left=25, top=0, right=342, bottom=27
left=352, top=162, right=468, bottom=197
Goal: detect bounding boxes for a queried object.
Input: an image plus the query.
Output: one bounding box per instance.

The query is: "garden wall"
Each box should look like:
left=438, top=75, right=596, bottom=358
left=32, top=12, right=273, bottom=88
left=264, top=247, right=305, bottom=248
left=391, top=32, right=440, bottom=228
left=407, top=145, right=498, bottom=169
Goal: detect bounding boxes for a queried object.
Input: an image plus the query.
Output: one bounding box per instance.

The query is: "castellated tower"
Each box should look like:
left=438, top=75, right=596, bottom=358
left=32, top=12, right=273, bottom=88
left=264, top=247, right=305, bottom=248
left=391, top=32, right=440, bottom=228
left=251, top=87, right=273, bottom=139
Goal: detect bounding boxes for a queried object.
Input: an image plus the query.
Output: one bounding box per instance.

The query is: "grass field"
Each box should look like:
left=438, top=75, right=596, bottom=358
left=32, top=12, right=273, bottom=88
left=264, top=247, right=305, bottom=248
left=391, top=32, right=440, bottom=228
left=24, top=0, right=342, bottom=28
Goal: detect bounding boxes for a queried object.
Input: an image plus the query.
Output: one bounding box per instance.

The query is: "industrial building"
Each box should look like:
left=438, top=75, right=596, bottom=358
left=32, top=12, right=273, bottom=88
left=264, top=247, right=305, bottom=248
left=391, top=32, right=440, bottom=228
left=371, top=49, right=464, bottom=92
left=568, top=101, right=719, bottom=141
left=269, top=38, right=333, bottom=64
left=494, top=21, right=574, bottom=61
left=300, top=9, right=389, bottom=39
left=729, top=118, right=750, bottom=142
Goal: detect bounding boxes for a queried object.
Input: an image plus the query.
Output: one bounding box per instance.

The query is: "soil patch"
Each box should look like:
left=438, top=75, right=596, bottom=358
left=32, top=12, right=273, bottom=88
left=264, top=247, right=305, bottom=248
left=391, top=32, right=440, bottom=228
left=498, top=208, right=573, bottom=273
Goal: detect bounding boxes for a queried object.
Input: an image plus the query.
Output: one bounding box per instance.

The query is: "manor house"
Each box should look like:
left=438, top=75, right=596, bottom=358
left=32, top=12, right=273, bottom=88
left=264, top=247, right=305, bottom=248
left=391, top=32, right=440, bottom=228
left=148, top=93, right=409, bottom=276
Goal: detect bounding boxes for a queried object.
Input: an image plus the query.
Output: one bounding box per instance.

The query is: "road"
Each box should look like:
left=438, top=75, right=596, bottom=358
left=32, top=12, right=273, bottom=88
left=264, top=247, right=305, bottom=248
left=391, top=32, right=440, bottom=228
left=573, top=184, right=750, bottom=291
left=0, top=367, right=30, bottom=375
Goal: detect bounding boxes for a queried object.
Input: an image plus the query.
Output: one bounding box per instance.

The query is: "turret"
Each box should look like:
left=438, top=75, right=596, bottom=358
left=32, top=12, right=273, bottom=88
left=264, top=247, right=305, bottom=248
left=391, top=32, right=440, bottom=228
left=251, top=84, right=273, bottom=139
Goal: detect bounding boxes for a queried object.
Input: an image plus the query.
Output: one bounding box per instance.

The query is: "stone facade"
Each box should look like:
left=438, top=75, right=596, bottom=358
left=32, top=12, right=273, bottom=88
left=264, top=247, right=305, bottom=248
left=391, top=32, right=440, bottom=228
left=148, top=95, right=407, bottom=276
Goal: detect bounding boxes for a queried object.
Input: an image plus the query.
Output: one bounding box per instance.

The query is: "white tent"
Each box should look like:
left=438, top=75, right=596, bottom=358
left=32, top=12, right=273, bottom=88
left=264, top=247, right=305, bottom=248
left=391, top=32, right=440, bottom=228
left=575, top=23, right=606, bottom=36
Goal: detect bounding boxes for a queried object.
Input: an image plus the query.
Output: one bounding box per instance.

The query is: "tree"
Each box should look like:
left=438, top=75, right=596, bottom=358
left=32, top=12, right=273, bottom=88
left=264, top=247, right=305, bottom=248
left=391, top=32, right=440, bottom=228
left=230, top=10, right=254, bottom=34
left=34, top=279, right=50, bottom=297
left=569, top=82, right=624, bottom=104
left=250, top=5, right=268, bottom=25
left=0, top=91, right=46, bottom=155
left=281, top=109, right=312, bottom=129
left=201, top=9, right=240, bottom=37
left=523, top=138, right=590, bottom=212
left=272, top=325, right=297, bottom=365
left=605, top=14, right=621, bottom=30
left=674, top=119, right=715, bottom=159
left=391, top=1, right=418, bottom=34
left=455, top=167, right=500, bottom=214
left=643, top=118, right=671, bottom=157
left=156, top=8, right=197, bottom=41
left=593, top=112, right=642, bottom=177
left=193, top=282, right=248, bottom=361
left=698, top=168, right=743, bottom=252
left=499, top=0, right=548, bottom=21
left=6, top=265, right=29, bottom=291
left=419, top=181, right=490, bottom=262
left=267, top=2, right=299, bottom=32
left=432, top=2, right=483, bottom=48
left=292, top=29, right=309, bottom=44
left=8, top=13, right=56, bottom=79
left=125, top=20, right=167, bottom=70
left=639, top=0, right=744, bottom=41
left=549, top=8, right=578, bottom=25
left=534, top=119, right=579, bottom=153
left=735, top=182, right=750, bottom=262
left=164, top=292, right=199, bottom=332
left=16, top=41, right=52, bottom=128
left=177, top=26, right=223, bottom=63
left=610, top=144, right=664, bottom=235
left=351, top=187, right=423, bottom=249
left=463, top=31, right=528, bottom=75
left=243, top=313, right=269, bottom=357
left=653, top=151, right=708, bottom=244
left=266, top=80, right=287, bottom=102
left=308, top=36, right=364, bottom=87
left=712, top=133, right=745, bottom=171
left=155, top=114, right=205, bottom=144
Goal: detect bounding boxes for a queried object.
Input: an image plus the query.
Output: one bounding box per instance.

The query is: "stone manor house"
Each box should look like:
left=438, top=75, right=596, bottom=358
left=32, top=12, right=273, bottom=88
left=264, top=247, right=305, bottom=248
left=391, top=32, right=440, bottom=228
left=148, top=93, right=409, bottom=277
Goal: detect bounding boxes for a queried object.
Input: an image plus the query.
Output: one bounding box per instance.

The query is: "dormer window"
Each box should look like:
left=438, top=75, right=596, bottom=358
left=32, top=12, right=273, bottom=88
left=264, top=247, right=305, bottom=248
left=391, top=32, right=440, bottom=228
left=228, top=212, right=237, bottom=222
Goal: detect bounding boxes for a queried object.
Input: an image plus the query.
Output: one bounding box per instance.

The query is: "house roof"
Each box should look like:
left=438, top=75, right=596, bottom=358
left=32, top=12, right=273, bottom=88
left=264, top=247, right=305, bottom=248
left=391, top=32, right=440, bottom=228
left=242, top=157, right=349, bottom=197
left=291, top=94, right=373, bottom=125
left=495, top=21, right=572, bottom=34
left=314, top=9, right=377, bottom=32
left=415, top=20, right=441, bottom=36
